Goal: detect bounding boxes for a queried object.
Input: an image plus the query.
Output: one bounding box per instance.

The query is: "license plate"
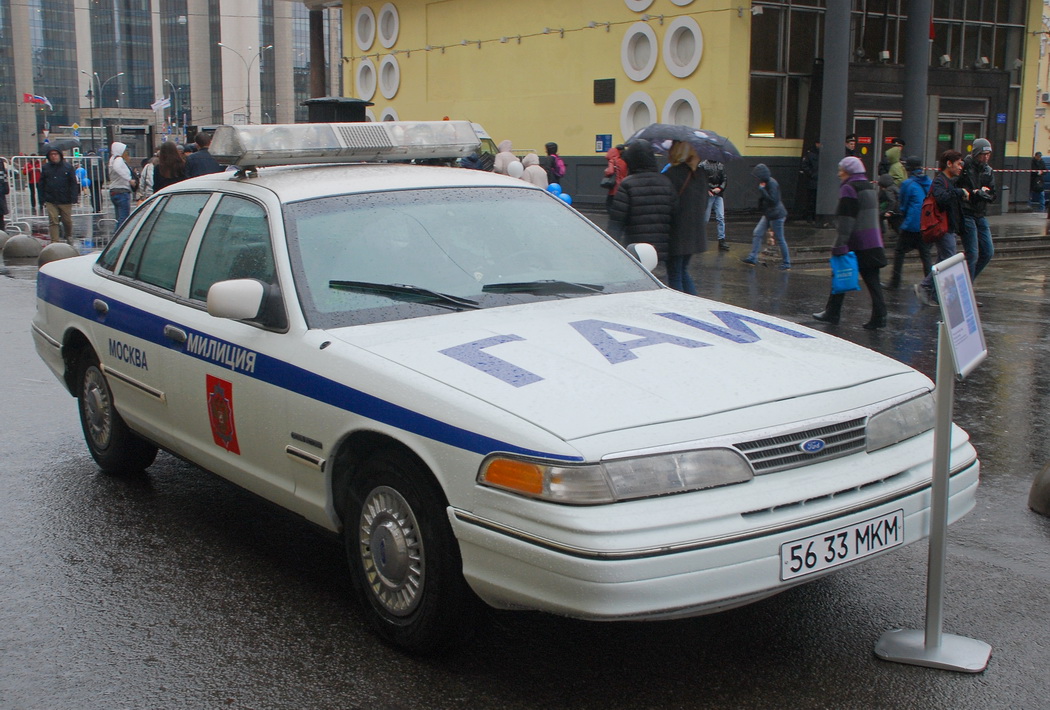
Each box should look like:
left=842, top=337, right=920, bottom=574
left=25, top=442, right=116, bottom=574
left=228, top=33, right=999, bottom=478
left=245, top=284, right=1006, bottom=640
left=780, top=509, right=904, bottom=581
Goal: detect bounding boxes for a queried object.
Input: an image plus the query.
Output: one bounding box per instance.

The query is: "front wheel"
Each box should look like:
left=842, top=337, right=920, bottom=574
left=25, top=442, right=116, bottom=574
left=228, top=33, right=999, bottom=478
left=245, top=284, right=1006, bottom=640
left=345, top=449, right=477, bottom=654
left=76, top=350, right=158, bottom=474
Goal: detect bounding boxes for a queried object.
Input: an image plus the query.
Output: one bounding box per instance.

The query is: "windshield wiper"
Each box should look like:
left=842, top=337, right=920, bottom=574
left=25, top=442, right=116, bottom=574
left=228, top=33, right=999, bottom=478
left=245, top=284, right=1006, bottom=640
left=482, top=280, right=604, bottom=295
left=329, top=280, right=481, bottom=310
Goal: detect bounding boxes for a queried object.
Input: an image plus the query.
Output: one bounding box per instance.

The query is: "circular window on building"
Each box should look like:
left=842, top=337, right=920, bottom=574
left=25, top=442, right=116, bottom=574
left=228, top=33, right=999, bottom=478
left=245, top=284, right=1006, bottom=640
left=380, top=107, right=399, bottom=122
left=662, top=89, right=702, bottom=127
left=378, top=3, right=399, bottom=49
left=365, top=108, right=376, bottom=122
left=621, top=23, right=658, bottom=82
left=624, top=0, right=655, bottom=11
left=621, top=92, right=657, bottom=141
left=670, top=0, right=695, bottom=6
left=379, top=54, right=401, bottom=100
left=355, top=7, right=376, bottom=51
left=356, top=58, right=377, bottom=102
left=663, top=16, right=703, bottom=78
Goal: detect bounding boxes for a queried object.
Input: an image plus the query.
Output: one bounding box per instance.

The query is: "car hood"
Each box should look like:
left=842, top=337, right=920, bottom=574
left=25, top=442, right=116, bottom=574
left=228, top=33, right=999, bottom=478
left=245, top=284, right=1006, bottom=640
left=324, top=291, right=925, bottom=442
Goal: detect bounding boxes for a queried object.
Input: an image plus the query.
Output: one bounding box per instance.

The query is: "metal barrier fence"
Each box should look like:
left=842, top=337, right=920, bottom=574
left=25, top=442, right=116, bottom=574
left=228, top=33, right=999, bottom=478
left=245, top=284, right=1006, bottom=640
left=7, top=155, right=108, bottom=222
left=5, top=155, right=115, bottom=246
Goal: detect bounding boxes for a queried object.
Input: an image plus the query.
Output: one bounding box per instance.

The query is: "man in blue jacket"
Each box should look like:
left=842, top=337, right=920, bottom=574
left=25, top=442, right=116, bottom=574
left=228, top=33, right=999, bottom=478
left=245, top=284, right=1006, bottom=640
left=886, top=155, right=932, bottom=289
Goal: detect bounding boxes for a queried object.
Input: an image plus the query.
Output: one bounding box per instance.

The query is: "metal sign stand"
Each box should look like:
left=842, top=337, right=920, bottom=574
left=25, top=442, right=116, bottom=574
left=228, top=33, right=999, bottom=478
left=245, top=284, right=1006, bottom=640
left=874, top=253, right=991, bottom=673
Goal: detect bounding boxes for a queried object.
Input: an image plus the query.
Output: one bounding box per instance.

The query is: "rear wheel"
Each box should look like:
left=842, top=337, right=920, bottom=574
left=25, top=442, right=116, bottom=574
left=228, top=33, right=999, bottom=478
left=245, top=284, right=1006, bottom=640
left=76, top=351, right=158, bottom=474
left=345, top=449, right=477, bottom=654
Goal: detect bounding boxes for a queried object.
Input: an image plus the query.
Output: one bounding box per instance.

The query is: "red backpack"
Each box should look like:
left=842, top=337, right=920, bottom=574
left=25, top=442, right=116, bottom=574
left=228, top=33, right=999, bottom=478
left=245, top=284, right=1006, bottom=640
left=919, top=188, right=948, bottom=243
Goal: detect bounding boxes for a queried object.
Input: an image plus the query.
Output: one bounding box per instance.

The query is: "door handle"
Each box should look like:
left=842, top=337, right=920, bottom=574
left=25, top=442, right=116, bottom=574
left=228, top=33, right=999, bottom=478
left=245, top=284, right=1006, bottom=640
left=92, top=299, right=108, bottom=316
left=163, top=325, right=187, bottom=344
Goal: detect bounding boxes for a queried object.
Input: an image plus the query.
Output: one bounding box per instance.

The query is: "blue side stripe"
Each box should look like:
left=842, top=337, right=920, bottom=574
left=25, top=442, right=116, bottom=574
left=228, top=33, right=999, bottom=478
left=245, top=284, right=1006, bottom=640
left=38, top=272, right=582, bottom=462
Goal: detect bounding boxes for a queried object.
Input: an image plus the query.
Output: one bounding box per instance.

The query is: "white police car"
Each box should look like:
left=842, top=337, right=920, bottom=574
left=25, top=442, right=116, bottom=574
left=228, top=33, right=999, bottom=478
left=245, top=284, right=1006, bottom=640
left=32, top=121, right=980, bottom=653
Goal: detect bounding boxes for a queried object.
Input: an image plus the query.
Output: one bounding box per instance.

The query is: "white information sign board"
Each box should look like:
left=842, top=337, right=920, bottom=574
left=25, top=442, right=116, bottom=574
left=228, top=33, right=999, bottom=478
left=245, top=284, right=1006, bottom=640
left=932, top=253, right=987, bottom=379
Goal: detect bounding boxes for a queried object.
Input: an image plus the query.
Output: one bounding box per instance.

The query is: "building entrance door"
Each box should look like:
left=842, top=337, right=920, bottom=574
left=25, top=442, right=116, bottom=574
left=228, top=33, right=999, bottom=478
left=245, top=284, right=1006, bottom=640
left=852, top=115, right=902, bottom=178
left=935, top=118, right=987, bottom=160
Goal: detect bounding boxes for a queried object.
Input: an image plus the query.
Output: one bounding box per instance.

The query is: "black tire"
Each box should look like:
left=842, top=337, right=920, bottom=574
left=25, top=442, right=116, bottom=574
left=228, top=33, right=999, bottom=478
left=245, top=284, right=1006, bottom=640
left=76, top=350, right=158, bottom=474
left=345, top=449, right=478, bottom=654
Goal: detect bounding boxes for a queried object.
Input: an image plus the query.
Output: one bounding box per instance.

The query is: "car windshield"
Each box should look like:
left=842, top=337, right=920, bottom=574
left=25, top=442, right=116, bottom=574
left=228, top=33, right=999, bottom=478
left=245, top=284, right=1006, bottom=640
left=283, top=186, right=659, bottom=328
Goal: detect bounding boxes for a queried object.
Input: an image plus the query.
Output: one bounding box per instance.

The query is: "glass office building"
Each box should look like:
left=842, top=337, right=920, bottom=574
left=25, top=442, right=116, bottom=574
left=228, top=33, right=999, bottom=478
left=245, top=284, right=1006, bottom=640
left=0, top=0, right=342, bottom=156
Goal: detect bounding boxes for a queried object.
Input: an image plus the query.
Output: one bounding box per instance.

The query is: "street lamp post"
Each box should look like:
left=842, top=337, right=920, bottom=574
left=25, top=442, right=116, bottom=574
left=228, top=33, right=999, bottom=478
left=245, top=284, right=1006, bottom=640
left=217, top=43, right=273, bottom=125
left=85, top=87, right=95, bottom=152
left=163, top=79, right=181, bottom=137
left=81, top=70, right=124, bottom=149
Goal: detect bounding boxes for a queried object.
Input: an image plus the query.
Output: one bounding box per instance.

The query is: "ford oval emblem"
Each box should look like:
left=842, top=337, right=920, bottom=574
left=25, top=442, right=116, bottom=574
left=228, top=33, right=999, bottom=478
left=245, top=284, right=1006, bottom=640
left=800, top=438, right=826, bottom=454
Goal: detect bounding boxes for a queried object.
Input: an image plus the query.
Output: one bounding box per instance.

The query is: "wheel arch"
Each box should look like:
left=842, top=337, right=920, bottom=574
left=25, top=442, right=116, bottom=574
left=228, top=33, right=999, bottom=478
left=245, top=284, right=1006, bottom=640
left=329, top=430, right=448, bottom=532
left=61, top=328, right=96, bottom=395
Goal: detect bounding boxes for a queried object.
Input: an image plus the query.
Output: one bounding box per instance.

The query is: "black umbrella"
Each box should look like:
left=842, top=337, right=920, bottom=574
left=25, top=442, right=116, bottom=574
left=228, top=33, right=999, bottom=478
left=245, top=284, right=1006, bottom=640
left=629, top=123, right=741, bottom=163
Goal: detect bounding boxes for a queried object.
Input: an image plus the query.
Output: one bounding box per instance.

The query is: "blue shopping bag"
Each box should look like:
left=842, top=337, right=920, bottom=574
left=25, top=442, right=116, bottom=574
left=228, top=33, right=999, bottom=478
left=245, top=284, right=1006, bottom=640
left=830, top=252, right=861, bottom=294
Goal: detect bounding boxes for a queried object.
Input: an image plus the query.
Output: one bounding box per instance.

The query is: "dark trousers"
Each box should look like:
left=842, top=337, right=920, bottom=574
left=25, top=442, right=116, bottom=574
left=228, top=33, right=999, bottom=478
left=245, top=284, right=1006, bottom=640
left=824, top=260, right=886, bottom=325
left=889, top=230, right=933, bottom=287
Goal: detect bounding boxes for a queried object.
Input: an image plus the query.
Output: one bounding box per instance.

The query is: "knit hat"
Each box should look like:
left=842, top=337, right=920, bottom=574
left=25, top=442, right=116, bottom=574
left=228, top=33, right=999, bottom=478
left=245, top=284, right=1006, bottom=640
left=971, top=138, right=991, bottom=155
left=905, top=155, right=923, bottom=171
left=838, top=156, right=866, bottom=175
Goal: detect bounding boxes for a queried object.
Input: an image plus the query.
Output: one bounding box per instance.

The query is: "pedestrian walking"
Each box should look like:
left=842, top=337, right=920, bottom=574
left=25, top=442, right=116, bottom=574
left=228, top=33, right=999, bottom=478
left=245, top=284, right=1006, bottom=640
left=812, top=157, right=887, bottom=329
left=108, top=142, right=134, bottom=230
left=40, top=148, right=80, bottom=244
left=1030, top=152, right=1046, bottom=211
left=877, top=173, right=901, bottom=234
left=741, top=164, right=790, bottom=270
left=845, top=134, right=858, bottom=157
left=664, top=141, right=708, bottom=295
left=886, top=138, right=907, bottom=186
left=607, top=140, right=676, bottom=265
left=0, top=157, right=10, bottom=232
left=492, top=140, right=520, bottom=175
left=137, top=152, right=158, bottom=202
left=958, top=138, right=996, bottom=281
left=517, top=153, right=546, bottom=187
left=703, top=159, right=730, bottom=251
left=603, top=144, right=628, bottom=215
left=544, top=142, right=565, bottom=186
left=22, top=157, right=43, bottom=213
left=886, top=155, right=933, bottom=289
left=914, top=150, right=968, bottom=306
left=797, top=141, right=820, bottom=223
left=151, top=141, right=188, bottom=193
left=184, top=132, right=223, bottom=177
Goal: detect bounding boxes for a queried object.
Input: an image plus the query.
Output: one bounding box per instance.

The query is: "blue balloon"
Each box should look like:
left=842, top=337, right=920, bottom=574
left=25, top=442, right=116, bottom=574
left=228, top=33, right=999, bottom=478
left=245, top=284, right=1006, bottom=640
left=559, top=193, right=572, bottom=205
left=547, top=183, right=562, bottom=195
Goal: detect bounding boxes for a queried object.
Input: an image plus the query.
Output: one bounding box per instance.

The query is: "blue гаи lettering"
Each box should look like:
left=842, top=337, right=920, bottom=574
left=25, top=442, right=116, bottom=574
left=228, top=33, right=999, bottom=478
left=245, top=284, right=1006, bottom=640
left=440, top=310, right=814, bottom=386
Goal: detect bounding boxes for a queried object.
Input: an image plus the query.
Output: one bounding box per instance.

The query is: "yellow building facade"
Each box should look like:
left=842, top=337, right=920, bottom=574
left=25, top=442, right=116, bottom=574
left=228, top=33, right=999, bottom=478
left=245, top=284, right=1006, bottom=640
left=337, top=1, right=1043, bottom=208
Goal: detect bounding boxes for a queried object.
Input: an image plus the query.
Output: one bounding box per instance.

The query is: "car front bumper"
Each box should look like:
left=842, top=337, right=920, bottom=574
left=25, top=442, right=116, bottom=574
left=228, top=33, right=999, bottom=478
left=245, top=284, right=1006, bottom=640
left=450, top=458, right=979, bottom=620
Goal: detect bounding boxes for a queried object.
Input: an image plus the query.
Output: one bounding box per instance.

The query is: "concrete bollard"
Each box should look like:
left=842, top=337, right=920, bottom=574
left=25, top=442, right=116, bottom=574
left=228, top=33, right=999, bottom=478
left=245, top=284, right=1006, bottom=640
left=1029, top=463, right=1050, bottom=517
left=38, top=242, right=81, bottom=267
left=0, top=231, right=10, bottom=251
left=2, top=234, right=43, bottom=259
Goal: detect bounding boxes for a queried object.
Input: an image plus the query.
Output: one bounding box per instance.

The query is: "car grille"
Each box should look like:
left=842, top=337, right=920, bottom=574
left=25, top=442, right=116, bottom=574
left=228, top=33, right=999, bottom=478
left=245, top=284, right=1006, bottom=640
left=735, top=417, right=867, bottom=474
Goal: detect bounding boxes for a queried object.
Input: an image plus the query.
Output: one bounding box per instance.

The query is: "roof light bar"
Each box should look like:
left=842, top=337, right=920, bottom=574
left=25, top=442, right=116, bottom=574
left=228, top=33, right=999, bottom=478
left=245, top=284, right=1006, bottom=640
left=209, top=120, right=482, bottom=167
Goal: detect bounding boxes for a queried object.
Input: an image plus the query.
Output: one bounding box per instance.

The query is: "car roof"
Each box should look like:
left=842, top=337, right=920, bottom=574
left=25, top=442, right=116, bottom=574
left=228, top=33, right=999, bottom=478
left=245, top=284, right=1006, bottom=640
left=178, top=163, right=542, bottom=203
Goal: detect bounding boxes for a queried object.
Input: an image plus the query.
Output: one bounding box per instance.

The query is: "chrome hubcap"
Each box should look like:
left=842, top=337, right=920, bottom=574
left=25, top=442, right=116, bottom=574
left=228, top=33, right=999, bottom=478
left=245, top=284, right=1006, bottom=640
left=358, top=485, right=424, bottom=616
left=82, top=366, right=112, bottom=449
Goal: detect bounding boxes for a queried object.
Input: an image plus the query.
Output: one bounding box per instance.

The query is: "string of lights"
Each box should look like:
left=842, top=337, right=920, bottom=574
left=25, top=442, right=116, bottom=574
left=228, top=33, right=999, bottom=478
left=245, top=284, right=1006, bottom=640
left=339, top=7, right=735, bottom=64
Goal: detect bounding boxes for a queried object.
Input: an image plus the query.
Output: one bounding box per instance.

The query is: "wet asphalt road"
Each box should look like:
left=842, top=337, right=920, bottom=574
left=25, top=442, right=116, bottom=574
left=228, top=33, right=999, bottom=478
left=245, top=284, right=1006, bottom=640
left=2, top=243, right=1049, bottom=710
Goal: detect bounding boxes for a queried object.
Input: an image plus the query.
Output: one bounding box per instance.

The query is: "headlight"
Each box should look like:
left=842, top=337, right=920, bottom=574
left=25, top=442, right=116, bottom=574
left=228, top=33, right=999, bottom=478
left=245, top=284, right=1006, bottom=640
left=866, top=393, right=935, bottom=453
left=478, top=448, right=754, bottom=505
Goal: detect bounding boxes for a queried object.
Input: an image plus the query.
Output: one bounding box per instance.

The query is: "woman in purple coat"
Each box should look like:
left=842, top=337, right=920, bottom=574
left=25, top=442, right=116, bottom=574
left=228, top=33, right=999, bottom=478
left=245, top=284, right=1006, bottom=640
left=813, top=156, right=888, bottom=329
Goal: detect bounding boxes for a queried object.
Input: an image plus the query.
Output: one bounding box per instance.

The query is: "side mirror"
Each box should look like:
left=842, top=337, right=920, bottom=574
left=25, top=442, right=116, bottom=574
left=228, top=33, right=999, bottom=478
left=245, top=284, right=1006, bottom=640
left=627, top=243, right=659, bottom=272
left=207, top=279, right=265, bottom=320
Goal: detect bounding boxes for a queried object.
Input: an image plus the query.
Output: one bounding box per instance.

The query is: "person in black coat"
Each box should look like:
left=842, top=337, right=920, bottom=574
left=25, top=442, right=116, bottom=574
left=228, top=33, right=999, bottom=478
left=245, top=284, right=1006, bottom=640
left=608, top=140, right=676, bottom=265
left=664, top=141, right=708, bottom=294
left=184, top=132, right=224, bottom=177
left=40, top=148, right=80, bottom=244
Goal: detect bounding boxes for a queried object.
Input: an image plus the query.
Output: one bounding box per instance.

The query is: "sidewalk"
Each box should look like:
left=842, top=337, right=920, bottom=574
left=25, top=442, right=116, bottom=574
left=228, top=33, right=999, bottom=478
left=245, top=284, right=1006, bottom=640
left=579, top=206, right=1050, bottom=269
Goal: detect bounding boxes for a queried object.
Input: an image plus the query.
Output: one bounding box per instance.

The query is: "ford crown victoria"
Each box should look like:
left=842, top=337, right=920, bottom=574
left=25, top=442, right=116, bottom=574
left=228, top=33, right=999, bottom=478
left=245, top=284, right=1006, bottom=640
left=31, top=122, right=980, bottom=653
